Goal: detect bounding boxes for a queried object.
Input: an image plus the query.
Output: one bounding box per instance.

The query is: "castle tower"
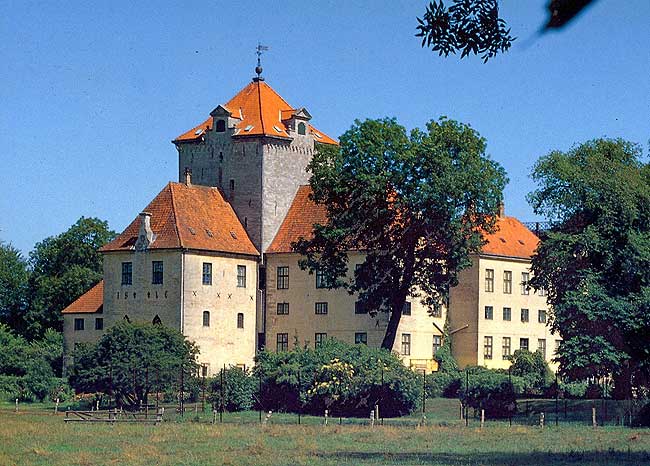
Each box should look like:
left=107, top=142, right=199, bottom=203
left=172, top=76, right=337, bottom=254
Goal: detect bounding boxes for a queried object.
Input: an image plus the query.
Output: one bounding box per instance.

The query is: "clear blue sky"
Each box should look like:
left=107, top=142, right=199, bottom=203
left=1, top=1, right=649, bottom=255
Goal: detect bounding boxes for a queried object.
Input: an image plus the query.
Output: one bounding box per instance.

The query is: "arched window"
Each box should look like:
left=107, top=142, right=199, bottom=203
left=237, top=312, right=244, bottom=329
left=123, top=315, right=130, bottom=323
left=203, top=311, right=210, bottom=327
left=297, top=122, right=306, bottom=135
left=215, top=120, right=226, bottom=132
left=152, top=315, right=162, bottom=325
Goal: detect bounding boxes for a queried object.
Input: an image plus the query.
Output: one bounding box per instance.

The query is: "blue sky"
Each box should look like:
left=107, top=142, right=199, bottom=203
left=1, top=1, right=649, bottom=255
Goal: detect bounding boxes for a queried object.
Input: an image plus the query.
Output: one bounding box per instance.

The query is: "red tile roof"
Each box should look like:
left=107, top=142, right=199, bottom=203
left=62, top=281, right=104, bottom=314
left=481, top=216, right=539, bottom=259
left=266, top=185, right=327, bottom=254
left=174, top=80, right=337, bottom=145
left=100, top=182, right=258, bottom=256
left=267, top=186, right=539, bottom=259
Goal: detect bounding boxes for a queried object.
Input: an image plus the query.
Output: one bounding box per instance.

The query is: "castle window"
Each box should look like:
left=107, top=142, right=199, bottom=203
left=503, top=271, right=512, bottom=294
left=484, top=306, right=493, bottom=320
left=215, top=119, right=226, bottom=132
left=95, top=318, right=103, bottom=330
left=153, top=315, right=162, bottom=325
left=277, top=302, right=289, bottom=315
left=401, top=334, right=411, bottom=356
left=485, top=269, right=494, bottom=292
left=152, top=261, right=163, bottom=285
left=276, top=333, right=288, bottom=352
left=237, top=265, right=246, bottom=288
left=355, top=332, right=368, bottom=345
left=237, top=313, right=244, bottom=329
left=277, top=266, right=289, bottom=289
left=315, top=333, right=327, bottom=348
left=520, top=338, right=529, bottom=351
left=121, top=262, right=132, bottom=285
left=538, top=309, right=547, bottom=323
left=484, top=336, right=493, bottom=360
left=203, top=311, right=210, bottom=327
left=521, top=308, right=529, bottom=323
left=354, top=301, right=367, bottom=314
left=229, top=179, right=235, bottom=191
left=315, top=302, right=328, bottom=315
left=74, top=318, right=84, bottom=331
left=402, top=301, right=411, bottom=315
left=521, top=272, right=530, bottom=295
left=502, top=337, right=511, bottom=359
left=297, top=122, right=306, bottom=135
left=202, top=263, right=212, bottom=286
left=503, top=307, right=511, bottom=321
left=315, top=268, right=329, bottom=289
left=433, top=335, right=442, bottom=355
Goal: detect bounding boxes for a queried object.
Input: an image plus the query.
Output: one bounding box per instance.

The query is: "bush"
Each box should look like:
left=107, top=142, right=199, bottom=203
left=632, top=402, right=650, bottom=427
left=425, top=371, right=462, bottom=398
left=460, top=367, right=517, bottom=418
left=508, top=349, right=553, bottom=394
left=209, top=367, right=256, bottom=411
left=0, top=375, right=20, bottom=401
left=255, top=339, right=421, bottom=417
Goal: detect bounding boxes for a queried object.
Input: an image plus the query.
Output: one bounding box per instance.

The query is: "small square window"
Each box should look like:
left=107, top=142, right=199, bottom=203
left=315, top=302, right=328, bottom=315
left=520, top=338, right=529, bottom=351
left=95, top=318, right=103, bottom=330
left=354, top=301, right=368, bottom=314
left=277, top=303, right=289, bottom=315
left=402, top=301, right=412, bottom=315
left=355, top=332, right=368, bottom=345
left=74, top=318, right=84, bottom=331
left=315, top=333, right=327, bottom=348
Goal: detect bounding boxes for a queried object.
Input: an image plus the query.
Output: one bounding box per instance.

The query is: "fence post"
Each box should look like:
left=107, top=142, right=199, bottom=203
left=258, top=369, right=263, bottom=423
left=480, top=409, right=485, bottom=429
left=459, top=401, right=463, bottom=420
left=370, top=410, right=375, bottom=427
left=54, top=398, right=60, bottom=415
left=324, top=409, right=328, bottom=426
left=15, top=399, right=18, bottom=412
left=375, top=404, right=379, bottom=424
left=592, top=406, right=597, bottom=428
left=540, top=412, right=544, bottom=428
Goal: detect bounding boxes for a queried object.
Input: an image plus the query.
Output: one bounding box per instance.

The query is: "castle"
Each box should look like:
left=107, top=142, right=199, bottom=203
left=62, top=70, right=558, bottom=374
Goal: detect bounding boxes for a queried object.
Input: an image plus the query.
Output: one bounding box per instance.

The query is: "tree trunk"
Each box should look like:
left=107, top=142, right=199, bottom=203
left=381, top=301, right=404, bottom=350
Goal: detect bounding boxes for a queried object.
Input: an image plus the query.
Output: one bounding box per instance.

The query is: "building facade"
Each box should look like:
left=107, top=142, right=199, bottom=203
left=62, top=74, right=557, bottom=373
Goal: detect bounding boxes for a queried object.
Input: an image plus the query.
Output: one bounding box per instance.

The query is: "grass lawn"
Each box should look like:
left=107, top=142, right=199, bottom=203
left=1, top=399, right=649, bottom=465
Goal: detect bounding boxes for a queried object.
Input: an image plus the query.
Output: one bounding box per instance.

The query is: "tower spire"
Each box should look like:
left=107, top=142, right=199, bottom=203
left=254, top=42, right=269, bottom=82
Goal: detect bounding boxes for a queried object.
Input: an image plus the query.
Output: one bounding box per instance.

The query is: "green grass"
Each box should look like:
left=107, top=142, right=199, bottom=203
left=1, top=399, right=649, bottom=465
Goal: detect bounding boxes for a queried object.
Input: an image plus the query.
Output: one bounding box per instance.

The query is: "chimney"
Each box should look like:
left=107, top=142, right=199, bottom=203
left=498, top=201, right=505, bottom=218
left=184, top=167, right=192, bottom=186
left=135, top=212, right=155, bottom=251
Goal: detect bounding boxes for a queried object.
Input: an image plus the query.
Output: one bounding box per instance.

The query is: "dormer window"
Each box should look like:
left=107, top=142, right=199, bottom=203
left=297, top=122, right=306, bottom=135
left=215, top=119, right=226, bottom=132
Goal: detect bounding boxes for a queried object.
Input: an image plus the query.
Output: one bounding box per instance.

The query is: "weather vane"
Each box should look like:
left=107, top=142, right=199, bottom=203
left=254, top=42, right=269, bottom=81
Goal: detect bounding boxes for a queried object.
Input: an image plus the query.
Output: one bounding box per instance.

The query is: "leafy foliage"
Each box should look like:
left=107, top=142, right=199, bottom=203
left=416, top=0, right=515, bottom=62
left=295, top=117, right=507, bottom=349
left=460, top=367, right=517, bottom=418
left=528, top=138, right=650, bottom=395
left=509, top=349, right=553, bottom=394
left=69, top=322, right=199, bottom=408
left=24, top=217, right=115, bottom=338
left=0, top=241, right=28, bottom=330
left=255, top=339, right=422, bottom=417
left=209, top=367, right=256, bottom=412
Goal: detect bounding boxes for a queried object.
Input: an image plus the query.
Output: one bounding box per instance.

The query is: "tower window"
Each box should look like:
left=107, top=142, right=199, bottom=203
left=153, top=315, right=162, bottom=325
left=152, top=261, right=163, bottom=285
left=237, top=313, right=244, bottom=329
left=74, top=318, right=85, bottom=331
left=203, top=311, right=210, bottom=327
left=297, top=122, right=306, bottom=135
left=121, top=262, right=132, bottom=285
left=215, top=119, right=226, bottom=132
left=229, top=179, right=235, bottom=191
left=202, top=262, right=212, bottom=285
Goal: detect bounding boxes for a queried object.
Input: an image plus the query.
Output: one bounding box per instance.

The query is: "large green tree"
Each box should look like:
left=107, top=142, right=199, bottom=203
left=69, top=322, right=199, bottom=407
left=25, top=217, right=115, bottom=338
left=295, top=117, right=507, bottom=350
left=0, top=241, right=28, bottom=330
left=528, top=138, right=650, bottom=396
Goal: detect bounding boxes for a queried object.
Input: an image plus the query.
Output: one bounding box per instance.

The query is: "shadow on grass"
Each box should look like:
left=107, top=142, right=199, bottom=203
left=314, top=450, right=650, bottom=465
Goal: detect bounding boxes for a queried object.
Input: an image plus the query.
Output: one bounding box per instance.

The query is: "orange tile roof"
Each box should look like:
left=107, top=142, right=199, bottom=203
left=100, top=182, right=258, bottom=256
left=481, top=216, right=539, bottom=259
left=266, top=185, right=327, bottom=253
left=62, top=281, right=104, bottom=314
left=267, top=186, right=539, bottom=259
left=174, top=80, right=337, bottom=145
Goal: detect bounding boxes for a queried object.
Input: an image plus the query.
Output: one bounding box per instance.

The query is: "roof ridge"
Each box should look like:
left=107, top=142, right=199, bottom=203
left=256, top=81, right=266, bottom=135
left=168, top=183, right=183, bottom=248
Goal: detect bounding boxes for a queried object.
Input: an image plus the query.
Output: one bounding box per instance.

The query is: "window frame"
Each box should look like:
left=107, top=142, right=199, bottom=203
left=502, top=337, right=511, bottom=359
left=202, top=311, right=210, bottom=327
left=315, top=302, right=328, bottom=315
left=521, top=272, right=530, bottom=295
left=277, top=302, right=289, bottom=315
left=485, top=269, right=494, bottom=292
left=95, top=317, right=103, bottom=330
left=152, top=261, right=164, bottom=285
left=237, top=265, right=246, bottom=288
left=432, top=335, right=442, bottom=355
left=484, top=305, right=494, bottom=320
left=521, top=308, right=529, bottom=323
left=503, top=270, right=512, bottom=294
left=402, top=301, right=412, bottom=316
left=538, top=309, right=547, bottom=324
left=202, top=262, right=212, bottom=286
left=74, top=318, right=84, bottom=331
left=484, top=336, right=493, bottom=360
left=520, top=338, right=529, bottom=351
left=315, top=268, right=328, bottom=289
left=355, top=332, right=368, bottom=345
left=237, top=312, right=244, bottom=329
left=401, top=333, right=411, bottom=356
left=538, top=338, right=546, bottom=359
left=121, top=262, right=132, bottom=286
left=314, top=332, right=327, bottom=348
left=276, top=266, right=289, bottom=290
left=502, top=307, right=511, bottom=321
left=276, top=333, right=288, bottom=352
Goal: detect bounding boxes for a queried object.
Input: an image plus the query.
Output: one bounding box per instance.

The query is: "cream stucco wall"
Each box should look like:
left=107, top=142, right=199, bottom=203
left=450, top=254, right=560, bottom=370
left=265, top=252, right=445, bottom=372
left=63, top=312, right=104, bottom=363
left=64, top=249, right=258, bottom=373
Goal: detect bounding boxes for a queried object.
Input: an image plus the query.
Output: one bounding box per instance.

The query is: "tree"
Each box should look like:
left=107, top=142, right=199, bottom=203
left=24, top=217, right=115, bottom=338
left=295, top=117, right=507, bottom=350
left=528, top=138, right=650, bottom=396
left=0, top=241, right=28, bottom=330
left=69, top=322, right=199, bottom=407
left=416, top=0, right=596, bottom=62
left=508, top=349, right=552, bottom=393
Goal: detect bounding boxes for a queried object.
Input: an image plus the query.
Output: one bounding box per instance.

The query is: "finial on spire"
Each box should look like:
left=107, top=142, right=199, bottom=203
left=254, top=42, right=269, bottom=82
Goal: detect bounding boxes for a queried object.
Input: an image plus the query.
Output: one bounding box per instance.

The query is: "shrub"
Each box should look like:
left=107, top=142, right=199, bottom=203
left=561, top=380, right=588, bottom=398
left=209, top=367, right=256, bottom=411
left=255, top=339, right=421, bottom=417
left=425, top=371, right=462, bottom=398
left=508, top=349, right=553, bottom=394
left=460, top=367, right=517, bottom=418
left=632, top=402, right=650, bottom=427
left=0, top=375, right=20, bottom=401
